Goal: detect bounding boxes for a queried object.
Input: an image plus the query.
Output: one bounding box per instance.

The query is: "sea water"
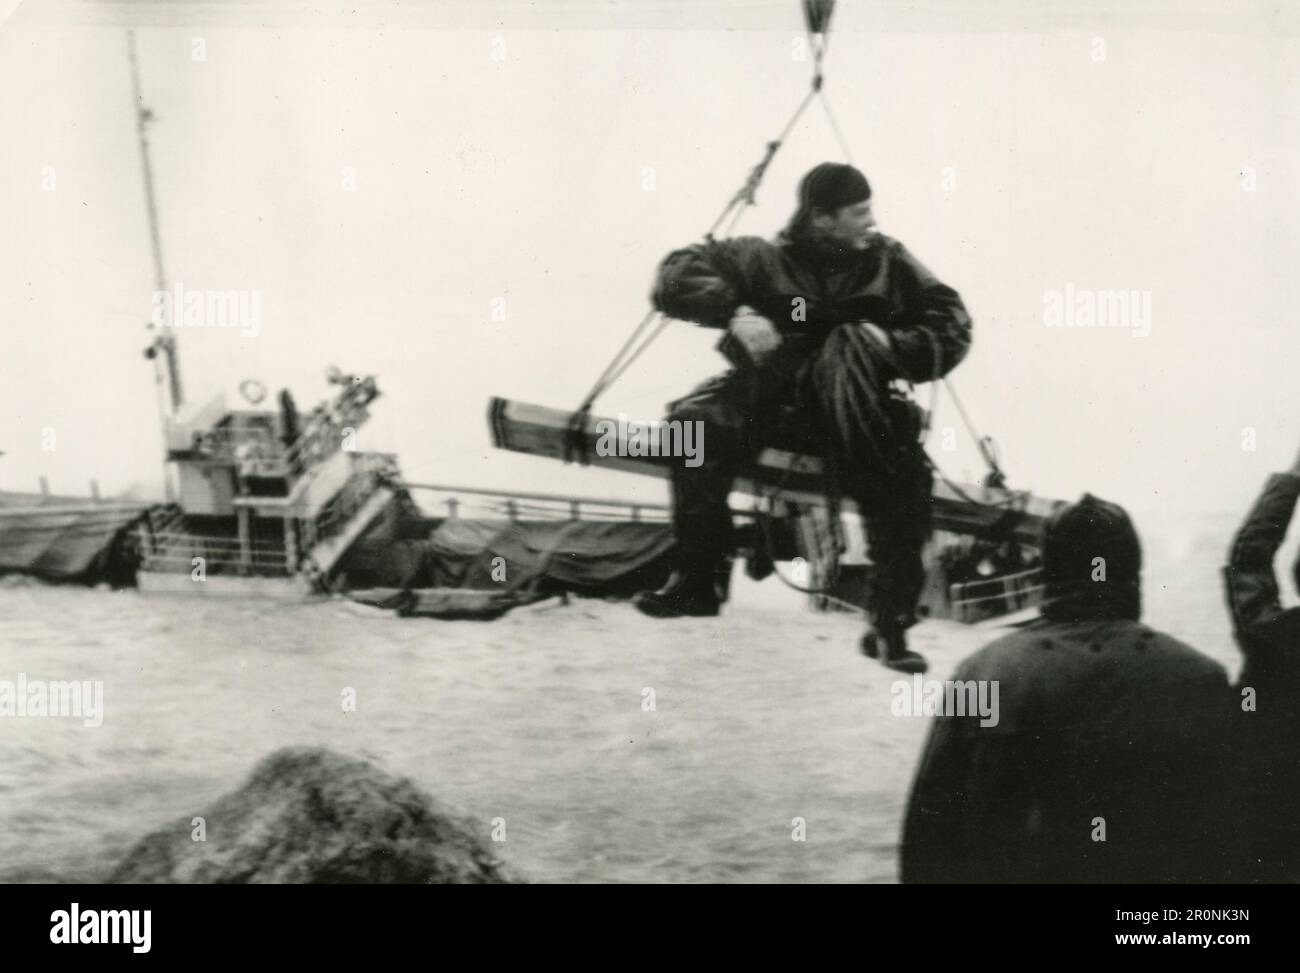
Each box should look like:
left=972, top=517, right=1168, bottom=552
left=0, top=511, right=1258, bottom=883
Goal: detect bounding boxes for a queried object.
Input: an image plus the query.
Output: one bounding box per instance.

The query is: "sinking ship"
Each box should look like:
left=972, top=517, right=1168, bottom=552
left=3, top=18, right=1062, bottom=627
left=135, top=371, right=404, bottom=597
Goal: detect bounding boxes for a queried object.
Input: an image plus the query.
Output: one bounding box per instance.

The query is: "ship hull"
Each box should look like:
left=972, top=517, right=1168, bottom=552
left=136, top=570, right=312, bottom=599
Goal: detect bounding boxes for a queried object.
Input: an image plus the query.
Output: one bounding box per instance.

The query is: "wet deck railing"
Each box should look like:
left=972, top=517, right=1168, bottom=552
left=398, top=481, right=670, bottom=523
left=949, top=567, right=1045, bottom=623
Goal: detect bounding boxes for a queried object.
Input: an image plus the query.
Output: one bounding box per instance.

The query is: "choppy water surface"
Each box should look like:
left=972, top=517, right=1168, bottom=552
left=0, top=515, right=1246, bottom=883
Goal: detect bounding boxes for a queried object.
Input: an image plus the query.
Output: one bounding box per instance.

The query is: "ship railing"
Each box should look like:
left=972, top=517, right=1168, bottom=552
left=186, top=426, right=287, bottom=472
left=191, top=376, right=380, bottom=498
left=140, top=501, right=295, bottom=575
left=139, top=555, right=294, bottom=576
left=138, top=511, right=294, bottom=575
left=398, top=481, right=670, bottom=524
left=949, top=566, right=1045, bottom=623
left=483, top=499, right=670, bottom=523
left=171, top=424, right=301, bottom=483
left=182, top=418, right=340, bottom=486
left=139, top=541, right=293, bottom=576
left=147, top=530, right=288, bottom=551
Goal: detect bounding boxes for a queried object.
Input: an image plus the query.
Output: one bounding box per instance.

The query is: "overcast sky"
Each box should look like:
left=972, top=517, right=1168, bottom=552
left=2, top=0, right=1298, bottom=521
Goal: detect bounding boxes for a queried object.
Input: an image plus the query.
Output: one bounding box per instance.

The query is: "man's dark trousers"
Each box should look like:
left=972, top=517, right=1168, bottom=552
left=666, top=322, right=933, bottom=632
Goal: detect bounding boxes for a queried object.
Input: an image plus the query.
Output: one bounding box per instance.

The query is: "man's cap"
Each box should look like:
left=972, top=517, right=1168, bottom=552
left=796, top=162, right=871, bottom=215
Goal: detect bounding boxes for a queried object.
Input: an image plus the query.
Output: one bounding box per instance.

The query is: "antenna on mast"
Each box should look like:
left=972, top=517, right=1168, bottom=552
left=128, top=29, right=182, bottom=501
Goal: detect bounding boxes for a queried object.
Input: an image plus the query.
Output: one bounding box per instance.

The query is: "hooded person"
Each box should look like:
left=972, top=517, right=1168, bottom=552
left=899, top=494, right=1241, bottom=883
left=633, top=162, right=972, bottom=673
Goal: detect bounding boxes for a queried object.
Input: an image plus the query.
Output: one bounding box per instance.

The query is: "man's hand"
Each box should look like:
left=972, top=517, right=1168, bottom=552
left=858, top=320, right=892, bottom=350
left=728, top=305, right=781, bottom=364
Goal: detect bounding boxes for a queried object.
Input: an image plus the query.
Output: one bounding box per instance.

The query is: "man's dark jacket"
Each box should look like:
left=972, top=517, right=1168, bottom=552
left=1225, top=473, right=1300, bottom=691
left=651, top=230, right=972, bottom=383
left=898, top=611, right=1237, bottom=883
left=1224, top=472, right=1300, bottom=880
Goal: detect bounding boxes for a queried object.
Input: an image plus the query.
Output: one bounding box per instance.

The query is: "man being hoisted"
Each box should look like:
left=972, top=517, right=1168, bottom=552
left=634, top=162, right=972, bottom=673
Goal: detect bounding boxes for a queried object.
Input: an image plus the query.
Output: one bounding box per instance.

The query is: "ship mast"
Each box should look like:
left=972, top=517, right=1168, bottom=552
left=127, top=29, right=183, bottom=500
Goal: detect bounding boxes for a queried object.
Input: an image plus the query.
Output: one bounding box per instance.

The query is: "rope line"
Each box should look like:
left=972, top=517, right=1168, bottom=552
left=575, top=307, right=662, bottom=414
left=561, top=0, right=1013, bottom=523
left=705, top=82, right=822, bottom=242
left=564, top=46, right=831, bottom=463
left=818, top=89, right=854, bottom=164
left=587, top=314, right=675, bottom=403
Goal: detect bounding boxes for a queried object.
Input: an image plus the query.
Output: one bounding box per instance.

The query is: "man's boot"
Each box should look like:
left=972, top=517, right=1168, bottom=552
left=860, top=621, right=928, bottom=674
left=634, top=568, right=721, bottom=618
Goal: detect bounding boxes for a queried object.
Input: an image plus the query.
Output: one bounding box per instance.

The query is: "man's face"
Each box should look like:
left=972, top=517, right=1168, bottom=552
left=812, top=199, right=877, bottom=250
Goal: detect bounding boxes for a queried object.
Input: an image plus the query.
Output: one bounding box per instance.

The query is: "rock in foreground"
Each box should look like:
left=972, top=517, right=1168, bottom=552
left=109, top=747, right=521, bottom=883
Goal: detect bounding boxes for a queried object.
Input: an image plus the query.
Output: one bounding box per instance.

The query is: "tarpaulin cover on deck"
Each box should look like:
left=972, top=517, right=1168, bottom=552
left=427, top=519, right=675, bottom=593
left=340, top=518, right=675, bottom=597
left=0, top=500, right=146, bottom=583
